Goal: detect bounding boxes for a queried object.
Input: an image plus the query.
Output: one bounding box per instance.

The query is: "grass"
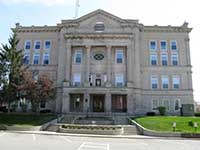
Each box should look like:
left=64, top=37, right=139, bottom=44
left=134, top=116, right=200, bottom=133
left=0, top=113, right=57, bottom=127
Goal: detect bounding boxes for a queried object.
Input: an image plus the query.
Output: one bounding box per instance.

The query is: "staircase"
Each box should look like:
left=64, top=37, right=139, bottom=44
left=122, top=125, right=138, bottom=135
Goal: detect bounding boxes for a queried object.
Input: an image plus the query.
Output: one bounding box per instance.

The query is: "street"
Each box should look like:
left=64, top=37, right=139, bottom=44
left=0, top=131, right=200, bottom=150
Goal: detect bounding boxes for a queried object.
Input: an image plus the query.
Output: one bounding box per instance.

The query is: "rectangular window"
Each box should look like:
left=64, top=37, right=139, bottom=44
left=160, top=41, right=167, bottom=51
left=33, top=53, right=40, bottom=65
left=171, top=53, right=178, bottom=66
left=150, top=53, right=157, bottom=65
left=151, top=76, right=158, bottom=89
left=74, top=50, right=82, bottom=64
left=161, top=53, right=168, bottom=66
left=115, top=74, right=124, bottom=87
left=73, top=74, right=81, bottom=86
left=116, top=50, right=123, bottom=63
left=175, top=99, right=181, bottom=111
left=44, top=40, right=51, bottom=50
left=149, top=40, right=157, bottom=50
left=23, top=53, right=30, bottom=65
left=152, top=99, right=158, bottom=110
left=173, top=76, right=180, bottom=89
left=164, top=100, right=170, bottom=111
left=34, top=41, right=41, bottom=50
left=162, top=76, right=169, bottom=89
left=171, top=41, right=177, bottom=50
left=24, top=40, right=31, bottom=50
left=43, top=53, right=50, bottom=65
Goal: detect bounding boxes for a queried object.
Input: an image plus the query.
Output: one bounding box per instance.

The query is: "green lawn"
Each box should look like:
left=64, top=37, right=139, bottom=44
left=134, top=116, right=200, bottom=133
left=0, top=114, right=57, bottom=127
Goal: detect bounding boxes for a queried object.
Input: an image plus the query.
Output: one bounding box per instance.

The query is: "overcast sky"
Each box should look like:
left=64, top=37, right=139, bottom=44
left=0, top=0, right=199, bottom=102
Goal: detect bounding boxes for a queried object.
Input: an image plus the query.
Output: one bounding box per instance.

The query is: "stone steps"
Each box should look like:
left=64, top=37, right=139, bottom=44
left=122, top=125, right=138, bottom=135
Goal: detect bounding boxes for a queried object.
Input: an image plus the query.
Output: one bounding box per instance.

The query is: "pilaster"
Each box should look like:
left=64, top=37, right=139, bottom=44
left=105, top=93, right=111, bottom=112
left=106, top=45, right=112, bottom=87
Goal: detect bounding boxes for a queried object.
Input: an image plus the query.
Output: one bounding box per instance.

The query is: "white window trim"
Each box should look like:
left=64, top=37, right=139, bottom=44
left=150, top=53, right=157, bottom=65
left=74, top=50, right=82, bottom=64
left=160, top=40, right=167, bottom=51
left=44, top=40, right=51, bottom=51
left=149, top=40, right=157, bottom=51
left=151, top=99, right=159, bottom=111
left=24, top=40, right=31, bottom=50
left=95, top=22, right=105, bottom=32
left=172, top=75, right=180, bottom=89
left=161, top=53, right=168, bottom=66
left=161, top=76, right=169, bottom=89
left=24, top=52, right=30, bottom=65
left=171, top=53, right=179, bottom=66
left=170, top=40, right=178, bottom=51
left=115, top=49, right=124, bottom=64
left=34, top=40, right=41, bottom=50
left=115, top=73, right=124, bottom=86
left=43, top=53, right=50, bottom=65
left=33, top=53, right=40, bottom=65
left=151, top=75, right=158, bottom=89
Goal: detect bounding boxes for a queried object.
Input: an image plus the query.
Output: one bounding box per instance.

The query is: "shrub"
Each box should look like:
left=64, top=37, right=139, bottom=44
left=188, top=121, right=194, bottom=127
left=146, top=112, right=156, bottom=116
left=158, top=106, right=166, bottom=116
left=194, top=112, right=200, bottom=117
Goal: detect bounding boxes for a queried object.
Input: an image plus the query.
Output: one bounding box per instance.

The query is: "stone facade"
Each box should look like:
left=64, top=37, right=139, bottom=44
left=15, top=9, right=194, bottom=115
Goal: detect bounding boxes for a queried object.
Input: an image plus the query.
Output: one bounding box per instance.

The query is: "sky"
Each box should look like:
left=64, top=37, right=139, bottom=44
left=0, top=0, right=200, bottom=102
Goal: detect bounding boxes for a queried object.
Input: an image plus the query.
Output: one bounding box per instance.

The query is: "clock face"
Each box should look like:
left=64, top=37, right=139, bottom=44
left=94, top=53, right=104, bottom=61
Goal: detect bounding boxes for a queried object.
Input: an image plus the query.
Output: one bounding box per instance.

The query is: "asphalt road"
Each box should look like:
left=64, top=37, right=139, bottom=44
left=0, top=131, right=200, bottom=150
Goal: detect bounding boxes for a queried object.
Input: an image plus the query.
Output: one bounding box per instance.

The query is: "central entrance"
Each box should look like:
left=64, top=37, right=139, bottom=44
left=90, top=94, right=105, bottom=112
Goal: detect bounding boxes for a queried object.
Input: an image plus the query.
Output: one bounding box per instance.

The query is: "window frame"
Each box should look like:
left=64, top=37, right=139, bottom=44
left=174, top=99, right=181, bottom=111
left=170, top=40, right=177, bottom=51
left=115, top=74, right=124, bottom=87
left=150, top=53, right=157, bottom=66
left=151, top=75, right=158, bottom=89
left=162, top=76, right=169, bottom=89
left=161, top=53, right=168, bottom=66
left=43, top=52, right=50, bottom=65
left=115, top=49, right=124, bottom=64
left=171, top=53, right=179, bottom=66
left=33, top=53, right=40, bottom=65
left=160, top=40, right=167, bottom=51
left=24, top=40, right=31, bottom=50
left=172, top=76, right=180, bottom=89
left=73, top=73, right=81, bottom=86
left=94, top=22, right=105, bottom=32
left=34, top=40, right=41, bottom=50
left=74, top=50, right=82, bottom=64
left=23, top=52, right=30, bottom=65
left=149, top=40, right=157, bottom=51
left=44, top=40, right=51, bottom=50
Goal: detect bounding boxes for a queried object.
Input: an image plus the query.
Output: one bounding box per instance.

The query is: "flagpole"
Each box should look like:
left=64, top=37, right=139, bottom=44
left=74, top=0, right=80, bottom=19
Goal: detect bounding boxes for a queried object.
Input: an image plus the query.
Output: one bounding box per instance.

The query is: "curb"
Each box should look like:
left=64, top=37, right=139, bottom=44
left=6, top=130, right=159, bottom=139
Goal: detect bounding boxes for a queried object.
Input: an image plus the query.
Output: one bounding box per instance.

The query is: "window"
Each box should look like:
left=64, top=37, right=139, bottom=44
left=73, top=74, right=81, bottom=86
left=40, top=101, right=46, bottom=108
left=175, top=99, right=181, bottom=111
left=94, top=22, right=105, bottom=32
left=151, top=76, right=158, bottom=89
left=152, top=99, right=159, bottom=110
left=164, top=100, right=170, bottom=111
left=161, top=53, right=168, bottom=66
left=172, top=76, right=180, bottom=89
left=171, top=41, right=177, bottom=50
left=74, top=50, right=82, bottom=64
left=23, top=53, right=30, bottom=65
left=44, top=40, right=51, bottom=50
left=115, top=74, right=124, bottom=87
left=43, top=53, right=50, bottom=65
left=171, top=53, right=178, bottom=66
left=116, top=50, right=123, bottom=63
left=34, top=41, right=41, bottom=50
left=150, top=53, right=157, bottom=65
left=33, top=53, right=40, bottom=64
left=162, top=76, right=169, bottom=89
left=149, top=40, right=157, bottom=50
left=24, top=40, right=31, bottom=50
left=160, top=41, right=167, bottom=51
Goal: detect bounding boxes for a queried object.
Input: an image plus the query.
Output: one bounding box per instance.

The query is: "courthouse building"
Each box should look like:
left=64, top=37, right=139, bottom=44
left=15, top=9, right=194, bottom=115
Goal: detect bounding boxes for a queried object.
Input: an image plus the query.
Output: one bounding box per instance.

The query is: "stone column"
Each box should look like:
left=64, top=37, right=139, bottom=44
left=127, top=93, right=134, bottom=114
left=65, top=44, right=71, bottom=86
left=83, top=92, right=90, bottom=112
left=84, top=45, right=91, bottom=87
left=127, top=45, right=134, bottom=87
left=105, top=93, right=111, bottom=112
left=62, top=91, right=69, bottom=113
left=106, top=45, right=112, bottom=87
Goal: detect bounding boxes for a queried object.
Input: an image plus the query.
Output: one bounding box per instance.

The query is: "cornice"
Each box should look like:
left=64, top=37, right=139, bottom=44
left=13, top=26, right=60, bottom=33
left=143, top=26, right=192, bottom=33
left=64, top=32, right=134, bottom=39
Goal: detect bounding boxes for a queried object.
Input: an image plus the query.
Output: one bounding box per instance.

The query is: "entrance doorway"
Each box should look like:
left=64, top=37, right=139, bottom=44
left=91, top=94, right=105, bottom=112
